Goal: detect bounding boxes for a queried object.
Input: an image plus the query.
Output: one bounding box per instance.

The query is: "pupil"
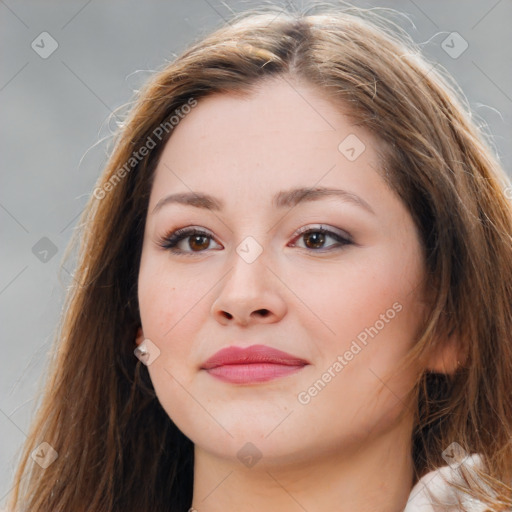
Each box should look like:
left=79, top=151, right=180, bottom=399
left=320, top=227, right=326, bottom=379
left=306, top=232, right=324, bottom=249
left=190, top=235, right=209, bottom=251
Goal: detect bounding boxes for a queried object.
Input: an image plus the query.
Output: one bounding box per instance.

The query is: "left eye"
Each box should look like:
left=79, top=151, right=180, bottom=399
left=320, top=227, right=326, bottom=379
left=289, top=225, right=352, bottom=251
left=158, top=225, right=352, bottom=255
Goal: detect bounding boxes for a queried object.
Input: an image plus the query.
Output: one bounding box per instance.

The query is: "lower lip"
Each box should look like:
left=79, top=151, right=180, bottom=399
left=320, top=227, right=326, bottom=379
left=204, top=363, right=306, bottom=384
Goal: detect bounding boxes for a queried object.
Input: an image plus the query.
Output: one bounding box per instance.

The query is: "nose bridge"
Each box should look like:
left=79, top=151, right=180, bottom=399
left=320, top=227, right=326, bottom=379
left=211, top=233, right=287, bottom=324
left=226, top=234, right=270, bottom=293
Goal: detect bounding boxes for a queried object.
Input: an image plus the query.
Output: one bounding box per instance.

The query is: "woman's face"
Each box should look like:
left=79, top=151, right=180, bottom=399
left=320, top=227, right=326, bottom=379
left=137, top=78, right=427, bottom=466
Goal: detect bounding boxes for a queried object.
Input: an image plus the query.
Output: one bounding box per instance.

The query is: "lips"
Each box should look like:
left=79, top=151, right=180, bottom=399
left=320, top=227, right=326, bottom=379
left=201, top=344, right=309, bottom=384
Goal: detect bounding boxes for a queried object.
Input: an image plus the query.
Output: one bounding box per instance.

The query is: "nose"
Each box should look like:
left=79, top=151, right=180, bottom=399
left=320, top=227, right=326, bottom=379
left=211, top=247, right=287, bottom=327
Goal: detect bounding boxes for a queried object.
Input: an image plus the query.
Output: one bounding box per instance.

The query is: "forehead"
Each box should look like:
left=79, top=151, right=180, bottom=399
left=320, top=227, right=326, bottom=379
left=149, top=78, right=388, bottom=213
left=164, top=78, right=362, bottom=145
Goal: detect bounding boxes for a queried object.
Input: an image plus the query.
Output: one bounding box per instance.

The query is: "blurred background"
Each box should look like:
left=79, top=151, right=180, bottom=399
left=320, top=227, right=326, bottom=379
left=1, top=0, right=511, bottom=504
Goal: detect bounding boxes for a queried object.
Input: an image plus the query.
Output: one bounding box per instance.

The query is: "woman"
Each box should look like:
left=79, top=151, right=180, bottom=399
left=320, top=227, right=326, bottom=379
left=7, top=3, right=512, bottom=511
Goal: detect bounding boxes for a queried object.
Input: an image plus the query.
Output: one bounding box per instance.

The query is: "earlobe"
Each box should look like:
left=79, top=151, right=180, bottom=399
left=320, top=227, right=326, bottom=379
left=425, top=334, right=466, bottom=375
left=135, top=326, right=144, bottom=346
left=420, top=302, right=467, bottom=374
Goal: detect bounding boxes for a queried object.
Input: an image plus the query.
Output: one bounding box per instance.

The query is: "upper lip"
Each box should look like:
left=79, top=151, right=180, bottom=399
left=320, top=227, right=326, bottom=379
left=201, top=344, right=309, bottom=370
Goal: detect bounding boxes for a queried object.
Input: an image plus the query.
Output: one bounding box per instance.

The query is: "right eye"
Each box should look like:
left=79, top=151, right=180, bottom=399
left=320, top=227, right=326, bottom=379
left=158, top=227, right=222, bottom=255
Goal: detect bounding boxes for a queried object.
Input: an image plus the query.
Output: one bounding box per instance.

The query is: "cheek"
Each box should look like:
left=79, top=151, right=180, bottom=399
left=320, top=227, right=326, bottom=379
left=137, top=263, right=206, bottom=430
left=138, top=255, right=208, bottom=341
left=292, top=246, right=423, bottom=408
left=297, top=327, right=418, bottom=448
left=291, top=252, right=420, bottom=348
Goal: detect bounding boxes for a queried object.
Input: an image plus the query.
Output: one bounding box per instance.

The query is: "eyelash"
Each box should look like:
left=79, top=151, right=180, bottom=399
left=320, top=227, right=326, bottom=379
left=157, top=225, right=353, bottom=256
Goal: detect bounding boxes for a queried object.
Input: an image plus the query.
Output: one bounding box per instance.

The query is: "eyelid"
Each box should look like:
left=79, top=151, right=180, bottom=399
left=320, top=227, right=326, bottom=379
left=292, top=224, right=353, bottom=243
left=159, top=225, right=220, bottom=247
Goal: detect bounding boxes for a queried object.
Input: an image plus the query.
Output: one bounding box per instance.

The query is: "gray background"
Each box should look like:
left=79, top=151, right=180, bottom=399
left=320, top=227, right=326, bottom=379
left=1, top=0, right=511, bottom=504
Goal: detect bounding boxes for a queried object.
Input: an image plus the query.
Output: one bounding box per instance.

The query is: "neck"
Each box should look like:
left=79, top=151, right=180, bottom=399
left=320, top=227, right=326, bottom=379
left=190, top=422, right=415, bottom=512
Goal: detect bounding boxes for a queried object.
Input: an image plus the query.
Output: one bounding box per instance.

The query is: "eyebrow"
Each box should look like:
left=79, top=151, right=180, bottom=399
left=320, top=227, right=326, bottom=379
left=152, top=186, right=375, bottom=216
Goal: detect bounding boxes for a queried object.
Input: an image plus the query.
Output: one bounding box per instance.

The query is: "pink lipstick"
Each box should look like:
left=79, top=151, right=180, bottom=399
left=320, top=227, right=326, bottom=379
left=201, top=344, right=309, bottom=384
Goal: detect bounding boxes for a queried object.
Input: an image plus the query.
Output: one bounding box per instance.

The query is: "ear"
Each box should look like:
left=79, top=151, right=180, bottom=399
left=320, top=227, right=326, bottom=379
left=424, top=328, right=466, bottom=375
left=135, top=326, right=144, bottom=346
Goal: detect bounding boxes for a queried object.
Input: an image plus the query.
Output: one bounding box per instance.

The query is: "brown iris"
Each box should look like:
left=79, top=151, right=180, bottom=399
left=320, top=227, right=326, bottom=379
left=189, top=234, right=211, bottom=251
left=303, top=231, right=326, bottom=249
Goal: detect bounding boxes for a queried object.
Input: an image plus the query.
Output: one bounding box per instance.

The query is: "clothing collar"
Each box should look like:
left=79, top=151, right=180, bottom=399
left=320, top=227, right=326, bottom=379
left=403, top=454, right=490, bottom=511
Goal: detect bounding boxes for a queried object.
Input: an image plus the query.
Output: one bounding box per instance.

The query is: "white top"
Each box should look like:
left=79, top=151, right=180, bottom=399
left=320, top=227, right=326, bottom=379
left=403, top=454, right=492, bottom=511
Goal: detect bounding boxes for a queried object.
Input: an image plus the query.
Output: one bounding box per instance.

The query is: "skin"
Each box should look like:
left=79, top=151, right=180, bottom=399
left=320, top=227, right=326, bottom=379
left=136, top=77, right=449, bottom=512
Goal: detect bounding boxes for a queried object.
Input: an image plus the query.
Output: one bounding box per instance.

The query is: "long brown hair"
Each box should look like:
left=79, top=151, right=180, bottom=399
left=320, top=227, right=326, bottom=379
left=7, top=3, right=512, bottom=511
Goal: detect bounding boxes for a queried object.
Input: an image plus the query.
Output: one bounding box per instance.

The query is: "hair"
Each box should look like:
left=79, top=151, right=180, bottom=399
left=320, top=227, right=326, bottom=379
left=7, top=2, right=512, bottom=511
